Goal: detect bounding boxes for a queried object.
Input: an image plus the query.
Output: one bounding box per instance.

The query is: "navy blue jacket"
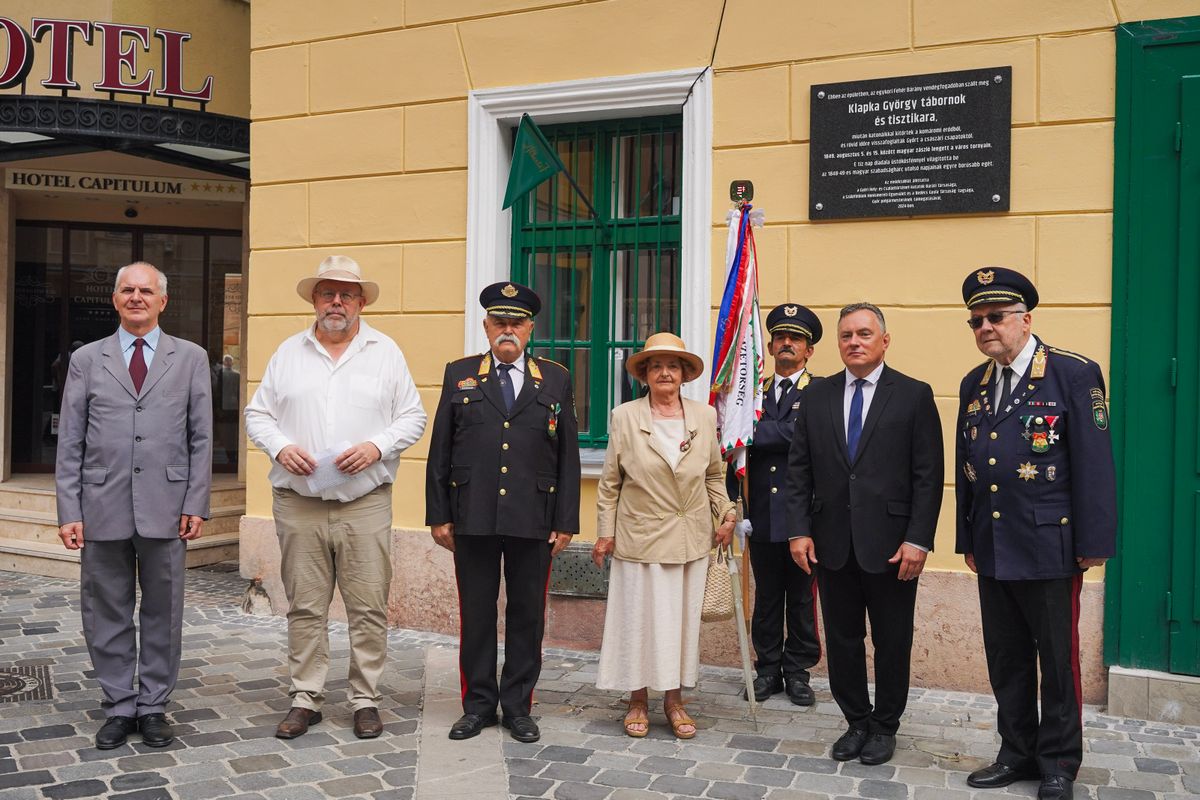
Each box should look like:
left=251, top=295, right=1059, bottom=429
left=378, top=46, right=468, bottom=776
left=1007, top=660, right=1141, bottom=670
left=727, top=371, right=817, bottom=543
left=954, top=337, right=1117, bottom=580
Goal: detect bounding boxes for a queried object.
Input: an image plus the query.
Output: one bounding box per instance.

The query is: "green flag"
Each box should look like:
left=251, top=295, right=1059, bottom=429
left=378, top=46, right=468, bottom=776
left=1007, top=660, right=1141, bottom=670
left=502, top=114, right=566, bottom=210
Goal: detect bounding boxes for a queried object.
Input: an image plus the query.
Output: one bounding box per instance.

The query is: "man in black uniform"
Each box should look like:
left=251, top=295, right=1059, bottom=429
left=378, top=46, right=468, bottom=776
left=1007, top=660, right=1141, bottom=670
left=955, top=268, right=1116, bottom=800
left=425, top=281, right=581, bottom=744
left=729, top=303, right=823, bottom=705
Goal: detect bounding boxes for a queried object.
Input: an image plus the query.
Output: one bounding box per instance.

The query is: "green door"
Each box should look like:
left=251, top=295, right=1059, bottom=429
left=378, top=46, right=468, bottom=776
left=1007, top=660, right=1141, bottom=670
left=1107, top=17, right=1200, bottom=675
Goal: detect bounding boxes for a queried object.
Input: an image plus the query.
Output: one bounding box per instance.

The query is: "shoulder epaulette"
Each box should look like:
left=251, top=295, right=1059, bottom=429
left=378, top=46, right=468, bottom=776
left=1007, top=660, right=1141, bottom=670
left=1048, top=347, right=1090, bottom=365
left=449, top=353, right=485, bottom=366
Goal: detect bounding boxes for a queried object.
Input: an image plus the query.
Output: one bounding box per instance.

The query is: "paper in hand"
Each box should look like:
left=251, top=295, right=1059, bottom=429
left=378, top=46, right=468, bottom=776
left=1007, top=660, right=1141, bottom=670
left=304, top=441, right=354, bottom=494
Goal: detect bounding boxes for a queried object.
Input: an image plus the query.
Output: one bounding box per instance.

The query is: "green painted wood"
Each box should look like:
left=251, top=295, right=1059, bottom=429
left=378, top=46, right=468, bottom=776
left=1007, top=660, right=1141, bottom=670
left=1108, top=17, right=1200, bottom=675
left=510, top=115, right=683, bottom=448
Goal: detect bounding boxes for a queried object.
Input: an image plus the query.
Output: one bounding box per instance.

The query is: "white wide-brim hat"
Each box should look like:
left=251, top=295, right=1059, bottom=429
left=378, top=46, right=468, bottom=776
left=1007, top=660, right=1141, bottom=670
left=296, top=255, right=380, bottom=305
left=625, top=332, right=705, bottom=384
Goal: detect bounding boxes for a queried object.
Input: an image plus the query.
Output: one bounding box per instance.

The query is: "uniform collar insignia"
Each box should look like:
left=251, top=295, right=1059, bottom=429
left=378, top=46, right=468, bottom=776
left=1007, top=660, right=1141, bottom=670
left=1030, top=345, right=1047, bottom=379
left=527, top=358, right=542, bottom=381
left=478, top=352, right=492, bottom=376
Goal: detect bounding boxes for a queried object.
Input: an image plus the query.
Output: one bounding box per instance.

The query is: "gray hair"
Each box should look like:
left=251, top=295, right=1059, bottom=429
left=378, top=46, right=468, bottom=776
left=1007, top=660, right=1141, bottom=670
left=114, top=262, right=168, bottom=295
left=839, top=302, right=886, bottom=333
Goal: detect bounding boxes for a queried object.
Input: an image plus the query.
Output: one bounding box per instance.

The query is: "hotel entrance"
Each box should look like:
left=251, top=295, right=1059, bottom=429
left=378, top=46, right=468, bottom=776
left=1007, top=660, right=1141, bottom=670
left=11, top=222, right=243, bottom=473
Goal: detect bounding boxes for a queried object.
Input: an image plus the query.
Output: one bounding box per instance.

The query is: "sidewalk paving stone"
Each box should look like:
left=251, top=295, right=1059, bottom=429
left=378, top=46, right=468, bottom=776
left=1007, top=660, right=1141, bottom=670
left=1, top=565, right=1199, bottom=799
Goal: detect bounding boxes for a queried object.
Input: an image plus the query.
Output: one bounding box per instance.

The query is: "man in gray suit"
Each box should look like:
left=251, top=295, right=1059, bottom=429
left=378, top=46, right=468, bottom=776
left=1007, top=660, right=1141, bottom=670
left=56, top=261, right=213, bottom=750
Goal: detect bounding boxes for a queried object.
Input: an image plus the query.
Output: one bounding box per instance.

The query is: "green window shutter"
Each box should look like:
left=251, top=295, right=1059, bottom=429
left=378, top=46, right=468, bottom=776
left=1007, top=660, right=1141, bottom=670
left=510, top=115, right=683, bottom=448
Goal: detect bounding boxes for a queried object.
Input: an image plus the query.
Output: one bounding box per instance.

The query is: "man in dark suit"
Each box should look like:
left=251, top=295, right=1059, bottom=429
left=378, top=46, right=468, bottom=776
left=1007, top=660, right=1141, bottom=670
left=955, top=268, right=1116, bottom=800
left=787, top=302, right=943, bottom=766
left=56, top=261, right=212, bottom=750
left=729, top=303, right=823, bottom=705
left=425, top=281, right=581, bottom=744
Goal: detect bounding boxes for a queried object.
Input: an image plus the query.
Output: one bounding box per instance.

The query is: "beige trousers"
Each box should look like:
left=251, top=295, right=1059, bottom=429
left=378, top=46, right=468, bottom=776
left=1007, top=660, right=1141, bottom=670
left=274, top=484, right=392, bottom=711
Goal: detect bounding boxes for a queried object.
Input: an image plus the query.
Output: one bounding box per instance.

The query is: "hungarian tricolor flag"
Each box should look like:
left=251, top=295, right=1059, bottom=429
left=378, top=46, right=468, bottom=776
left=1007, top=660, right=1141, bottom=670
left=710, top=204, right=766, bottom=480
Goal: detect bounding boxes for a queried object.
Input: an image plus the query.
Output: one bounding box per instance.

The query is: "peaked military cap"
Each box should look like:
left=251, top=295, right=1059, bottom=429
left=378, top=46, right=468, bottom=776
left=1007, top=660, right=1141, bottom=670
left=962, top=267, right=1039, bottom=311
left=765, top=303, right=822, bottom=344
left=480, top=281, right=541, bottom=318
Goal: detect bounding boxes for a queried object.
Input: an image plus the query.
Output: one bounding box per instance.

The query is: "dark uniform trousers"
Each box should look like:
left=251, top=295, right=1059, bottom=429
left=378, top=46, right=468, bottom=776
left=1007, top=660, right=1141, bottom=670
left=955, top=338, right=1116, bottom=780
left=733, top=374, right=821, bottom=682
left=425, top=352, right=581, bottom=720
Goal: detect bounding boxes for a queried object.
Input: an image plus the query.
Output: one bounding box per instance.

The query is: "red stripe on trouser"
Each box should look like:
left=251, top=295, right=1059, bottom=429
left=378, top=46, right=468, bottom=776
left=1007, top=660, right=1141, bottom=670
left=527, top=556, right=554, bottom=710
left=810, top=577, right=823, bottom=661
left=456, top=577, right=467, bottom=702
left=1070, top=573, right=1083, bottom=722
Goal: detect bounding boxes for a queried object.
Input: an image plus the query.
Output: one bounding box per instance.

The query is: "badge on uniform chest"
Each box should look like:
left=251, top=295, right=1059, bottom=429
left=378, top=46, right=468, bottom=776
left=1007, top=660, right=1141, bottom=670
left=1020, top=414, right=1060, bottom=453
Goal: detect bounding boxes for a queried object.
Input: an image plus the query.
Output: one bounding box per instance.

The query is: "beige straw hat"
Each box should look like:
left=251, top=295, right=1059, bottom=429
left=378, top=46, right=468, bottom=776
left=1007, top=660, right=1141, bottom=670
left=625, top=332, right=704, bottom=384
left=296, top=255, right=380, bottom=305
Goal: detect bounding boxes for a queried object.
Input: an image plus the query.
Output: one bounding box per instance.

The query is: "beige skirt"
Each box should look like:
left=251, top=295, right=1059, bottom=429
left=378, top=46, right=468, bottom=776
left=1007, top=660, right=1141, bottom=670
left=595, top=555, right=707, bottom=691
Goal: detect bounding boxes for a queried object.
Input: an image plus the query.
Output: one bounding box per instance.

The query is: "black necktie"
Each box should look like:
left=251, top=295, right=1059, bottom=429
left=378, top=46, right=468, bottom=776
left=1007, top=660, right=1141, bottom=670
left=497, top=364, right=516, bottom=412
left=777, top=377, right=793, bottom=409
left=996, top=366, right=1013, bottom=415
left=129, top=338, right=147, bottom=394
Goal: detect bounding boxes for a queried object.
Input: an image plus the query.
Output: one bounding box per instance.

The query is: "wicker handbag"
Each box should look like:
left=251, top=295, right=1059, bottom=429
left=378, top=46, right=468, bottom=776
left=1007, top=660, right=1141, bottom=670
left=701, top=545, right=734, bottom=622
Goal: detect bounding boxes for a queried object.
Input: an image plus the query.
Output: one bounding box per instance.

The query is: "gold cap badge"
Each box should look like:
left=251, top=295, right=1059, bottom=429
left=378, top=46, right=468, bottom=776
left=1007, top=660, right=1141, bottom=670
left=976, top=270, right=995, bottom=285
left=784, top=305, right=798, bottom=317
left=501, top=283, right=518, bottom=298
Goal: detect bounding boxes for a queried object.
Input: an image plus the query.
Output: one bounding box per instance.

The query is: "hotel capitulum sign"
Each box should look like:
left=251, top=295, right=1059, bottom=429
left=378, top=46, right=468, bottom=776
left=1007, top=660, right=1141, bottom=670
left=5, top=168, right=245, bottom=201
left=0, top=17, right=215, bottom=103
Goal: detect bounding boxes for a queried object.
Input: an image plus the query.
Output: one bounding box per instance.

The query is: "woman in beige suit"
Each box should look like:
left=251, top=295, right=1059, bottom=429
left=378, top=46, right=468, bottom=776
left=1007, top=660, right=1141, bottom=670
left=591, top=333, right=736, bottom=739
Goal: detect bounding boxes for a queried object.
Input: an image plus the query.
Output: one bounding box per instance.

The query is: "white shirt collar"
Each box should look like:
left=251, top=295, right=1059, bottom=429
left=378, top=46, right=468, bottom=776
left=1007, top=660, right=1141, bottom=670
left=995, top=335, right=1038, bottom=380
left=844, top=361, right=885, bottom=387
left=774, top=366, right=806, bottom=384
left=493, top=351, right=526, bottom=373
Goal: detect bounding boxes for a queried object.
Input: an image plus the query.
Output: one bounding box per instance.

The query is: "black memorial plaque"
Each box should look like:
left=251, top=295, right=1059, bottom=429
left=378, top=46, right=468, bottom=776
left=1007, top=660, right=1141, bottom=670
left=809, top=66, right=1011, bottom=220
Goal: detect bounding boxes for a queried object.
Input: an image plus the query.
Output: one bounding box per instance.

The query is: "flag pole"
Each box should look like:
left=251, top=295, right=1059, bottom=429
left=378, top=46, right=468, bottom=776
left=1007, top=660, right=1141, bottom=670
left=561, top=168, right=604, bottom=227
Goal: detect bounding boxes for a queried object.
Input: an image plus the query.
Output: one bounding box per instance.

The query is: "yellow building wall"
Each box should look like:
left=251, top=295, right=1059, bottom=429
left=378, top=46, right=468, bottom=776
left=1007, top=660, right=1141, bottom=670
left=0, top=0, right=249, bottom=118
left=246, top=0, right=1198, bottom=575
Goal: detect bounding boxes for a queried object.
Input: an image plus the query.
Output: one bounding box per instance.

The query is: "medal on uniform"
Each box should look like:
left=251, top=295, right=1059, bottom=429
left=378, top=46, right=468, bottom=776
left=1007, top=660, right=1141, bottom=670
left=1020, top=415, right=1033, bottom=441
left=967, top=399, right=981, bottom=415
left=1031, top=432, right=1049, bottom=453
left=971, top=426, right=978, bottom=441
left=457, top=377, right=477, bottom=390
left=963, top=462, right=977, bottom=483
left=1046, top=465, right=1057, bottom=481
left=1017, top=462, right=1038, bottom=481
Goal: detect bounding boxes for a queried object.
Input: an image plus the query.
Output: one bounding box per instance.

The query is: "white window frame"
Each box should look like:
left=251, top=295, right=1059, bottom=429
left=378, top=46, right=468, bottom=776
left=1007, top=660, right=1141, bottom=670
left=465, top=67, right=713, bottom=418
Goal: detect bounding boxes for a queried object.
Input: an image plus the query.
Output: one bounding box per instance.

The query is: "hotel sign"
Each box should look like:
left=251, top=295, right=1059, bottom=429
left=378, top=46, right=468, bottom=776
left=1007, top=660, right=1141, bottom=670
left=0, top=17, right=214, bottom=104
left=5, top=169, right=245, bottom=201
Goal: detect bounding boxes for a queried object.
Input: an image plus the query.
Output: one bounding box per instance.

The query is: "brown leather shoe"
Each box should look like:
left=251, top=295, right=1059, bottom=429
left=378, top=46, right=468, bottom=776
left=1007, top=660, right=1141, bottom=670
left=275, top=707, right=322, bottom=739
left=353, top=707, right=383, bottom=739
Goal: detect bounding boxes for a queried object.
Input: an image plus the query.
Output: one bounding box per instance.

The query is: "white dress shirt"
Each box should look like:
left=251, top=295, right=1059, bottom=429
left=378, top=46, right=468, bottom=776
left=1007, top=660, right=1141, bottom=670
left=774, top=366, right=807, bottom=404
left=118, top=325, right=161, bottom=368
left=842, top=361, right=886, bottom=439
left=495, top=352, right=526, bottom=396
left=993, top=334, right=1038, bottom=412
left=245, top=319, right=427, bottom=501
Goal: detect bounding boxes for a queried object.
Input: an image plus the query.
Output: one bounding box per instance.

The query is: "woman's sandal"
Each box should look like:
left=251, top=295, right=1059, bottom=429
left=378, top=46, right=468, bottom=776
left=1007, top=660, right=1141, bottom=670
left=664, top=703, right=696, bottom=740
left=623, top=699, right=649, bottom=738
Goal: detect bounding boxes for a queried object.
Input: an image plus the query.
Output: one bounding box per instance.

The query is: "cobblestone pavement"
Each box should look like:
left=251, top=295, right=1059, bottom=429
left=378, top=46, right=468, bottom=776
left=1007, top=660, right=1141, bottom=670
left=1, top=565, right=1198, bottom=800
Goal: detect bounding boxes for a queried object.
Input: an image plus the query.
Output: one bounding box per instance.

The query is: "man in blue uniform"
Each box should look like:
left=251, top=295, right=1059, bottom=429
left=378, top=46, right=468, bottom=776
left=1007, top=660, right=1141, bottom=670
left=425, top=281, right=581, bottom=744
left=729, top=303, right=823, bottom=705
left=955, top=268, right=1116, bottom=800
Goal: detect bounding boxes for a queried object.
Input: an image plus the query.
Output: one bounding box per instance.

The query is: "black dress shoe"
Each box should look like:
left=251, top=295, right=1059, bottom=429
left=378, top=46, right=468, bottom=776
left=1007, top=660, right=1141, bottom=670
left=448, top=712, right=498, bottom=740
left=1038, top=776, right=1074, bottom=800
left=502, top=715, right=541, bottom=743
left=96, top=716, right=138, bottom=750
left=968, top=762, right=1041, bottom=789
left=831, top=727, right=869, bottom=761
left=138, top=713, right=174, bottom=747
left=859, top=733, right=896, bottom=765
left=742, top=675, right=784, bottom=702
left=784, top=676, right=815, bottom=706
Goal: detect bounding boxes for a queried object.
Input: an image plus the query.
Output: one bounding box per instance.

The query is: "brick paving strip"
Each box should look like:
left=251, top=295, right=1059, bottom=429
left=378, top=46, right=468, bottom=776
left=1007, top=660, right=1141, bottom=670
left=0, top=566, right=1198, bottom=800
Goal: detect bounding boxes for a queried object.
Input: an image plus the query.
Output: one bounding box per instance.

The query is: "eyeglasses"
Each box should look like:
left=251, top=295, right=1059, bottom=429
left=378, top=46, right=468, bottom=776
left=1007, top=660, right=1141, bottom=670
left=967, top=310, right=1024, bottom=329
left=316, top=290, right=362, bottom=302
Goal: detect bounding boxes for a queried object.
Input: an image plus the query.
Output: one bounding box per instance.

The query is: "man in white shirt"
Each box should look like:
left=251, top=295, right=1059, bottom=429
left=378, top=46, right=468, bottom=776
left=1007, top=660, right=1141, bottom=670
left=245, top=256, right=427, bottom=740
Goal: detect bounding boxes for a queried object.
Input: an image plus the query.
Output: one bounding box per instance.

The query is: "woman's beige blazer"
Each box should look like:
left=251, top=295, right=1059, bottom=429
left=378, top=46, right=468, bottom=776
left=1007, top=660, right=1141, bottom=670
left=596, top=395, right=735, bottom=564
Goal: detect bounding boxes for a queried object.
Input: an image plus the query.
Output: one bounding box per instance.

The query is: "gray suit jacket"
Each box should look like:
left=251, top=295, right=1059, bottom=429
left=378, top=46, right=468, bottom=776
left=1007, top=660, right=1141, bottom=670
left=56, top=330, right=213, bottom=540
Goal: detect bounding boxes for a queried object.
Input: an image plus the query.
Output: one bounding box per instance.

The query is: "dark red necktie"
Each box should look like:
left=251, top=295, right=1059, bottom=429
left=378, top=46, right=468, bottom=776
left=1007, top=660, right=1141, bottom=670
left=129, top=338, right=147, bottom=393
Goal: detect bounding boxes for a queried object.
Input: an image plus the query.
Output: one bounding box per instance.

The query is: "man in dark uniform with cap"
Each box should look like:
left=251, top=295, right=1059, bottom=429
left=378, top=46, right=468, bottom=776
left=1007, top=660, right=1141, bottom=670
left=425, top=281, right=581, bottom=744
left=729, top=303, right=823, bottom=705
left=955, top=268, right=1116, bottom=800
